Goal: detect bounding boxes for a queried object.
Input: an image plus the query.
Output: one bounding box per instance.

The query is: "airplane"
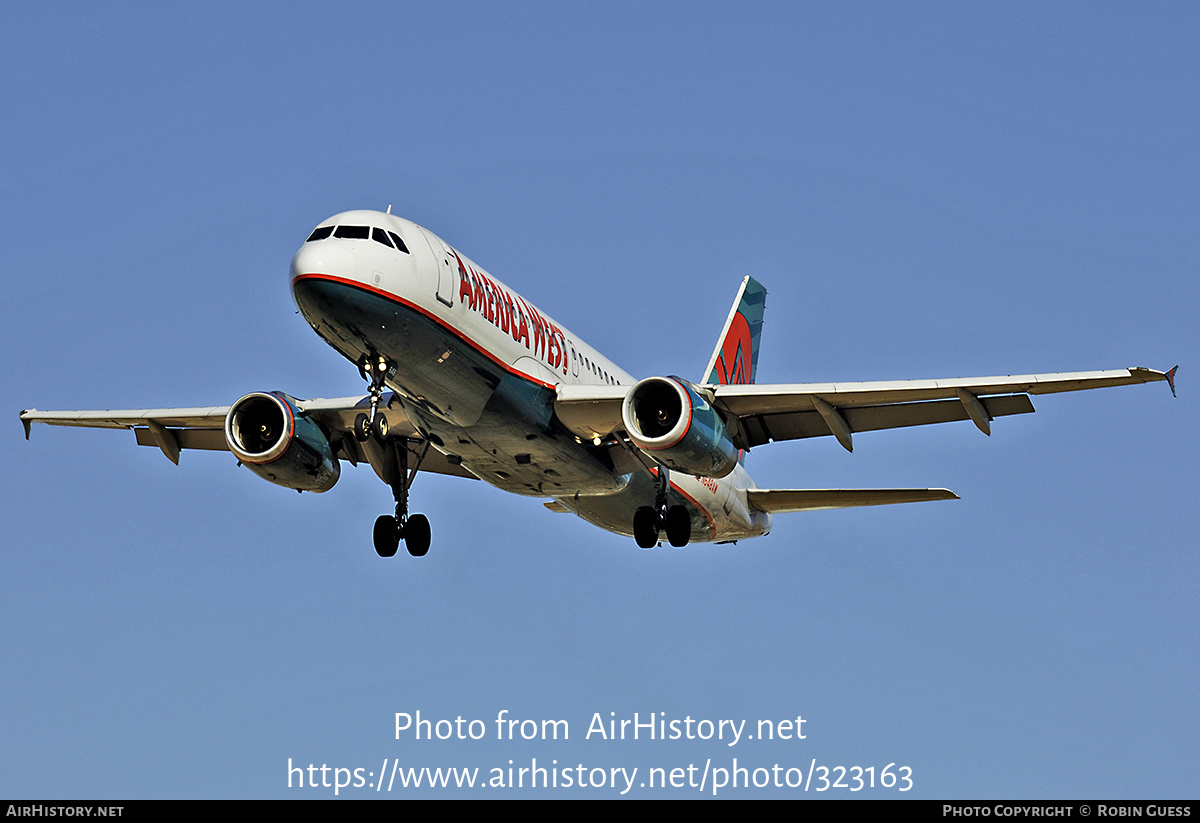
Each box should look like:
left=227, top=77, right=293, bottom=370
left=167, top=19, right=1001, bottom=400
left=20, top=209, right=1178, bottom=557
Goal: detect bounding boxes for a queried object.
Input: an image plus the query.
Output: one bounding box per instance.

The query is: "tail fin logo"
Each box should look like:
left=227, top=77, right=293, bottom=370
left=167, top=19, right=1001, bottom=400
left=712, top=312, right=753, bottom=385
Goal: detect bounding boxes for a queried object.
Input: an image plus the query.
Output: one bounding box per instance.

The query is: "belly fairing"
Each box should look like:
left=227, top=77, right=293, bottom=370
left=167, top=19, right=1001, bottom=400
left=559, top=464, right=770, bottom=544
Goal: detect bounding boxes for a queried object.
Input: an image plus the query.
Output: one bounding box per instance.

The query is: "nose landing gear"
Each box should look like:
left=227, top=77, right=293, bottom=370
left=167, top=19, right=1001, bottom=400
left=355, top=352, right=395, bottom=443
left=351, top=350, right=435, bottom=558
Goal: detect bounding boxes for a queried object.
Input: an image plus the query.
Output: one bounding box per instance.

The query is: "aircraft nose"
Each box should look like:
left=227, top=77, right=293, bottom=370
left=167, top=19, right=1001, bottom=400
left=290, top=240, right=357, bottom=282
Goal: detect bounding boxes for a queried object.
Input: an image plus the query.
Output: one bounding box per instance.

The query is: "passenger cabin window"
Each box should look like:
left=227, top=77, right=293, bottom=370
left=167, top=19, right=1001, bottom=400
left=306, top=226, right=334, bottom=242
left=334, top=225, right=370, bottom=240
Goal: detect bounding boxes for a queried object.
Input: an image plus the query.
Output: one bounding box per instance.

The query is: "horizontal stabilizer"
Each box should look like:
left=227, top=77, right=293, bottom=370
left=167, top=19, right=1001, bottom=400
left=747, top=488, right=959, bottom=513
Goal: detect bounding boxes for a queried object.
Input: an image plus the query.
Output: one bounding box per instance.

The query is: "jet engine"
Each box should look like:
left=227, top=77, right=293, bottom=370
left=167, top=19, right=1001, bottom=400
left=224, top=391, right=340, bottom=492
left=621, top=376, right=738, bottom=478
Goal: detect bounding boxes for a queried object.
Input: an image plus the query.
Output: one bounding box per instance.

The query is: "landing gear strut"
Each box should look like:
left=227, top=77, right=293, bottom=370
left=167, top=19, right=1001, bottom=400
left=370, top=430, right=433, bottom=558
left=633, top=465, right=691, bottom=549
left=355, top=352, right=394, bottom=443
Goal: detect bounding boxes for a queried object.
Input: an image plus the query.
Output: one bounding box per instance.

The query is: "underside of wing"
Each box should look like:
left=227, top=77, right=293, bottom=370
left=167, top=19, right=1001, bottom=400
left=20, top=394, right=476, bottom=481
left=553, top=384, right=628, bottom=441
left=715, top=366, right=1174, bottom=452
left=747, top=488, right=960, bottom=513
left=20, top=405, right=235, bottom=464
left=553, top=366, right=1174, bottom=454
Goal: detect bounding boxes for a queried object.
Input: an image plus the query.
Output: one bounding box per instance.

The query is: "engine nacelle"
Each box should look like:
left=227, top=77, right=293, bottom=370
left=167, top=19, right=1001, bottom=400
left=224, top=392, right=340, bottom=492
left=621, top=376, right=738, bottom=478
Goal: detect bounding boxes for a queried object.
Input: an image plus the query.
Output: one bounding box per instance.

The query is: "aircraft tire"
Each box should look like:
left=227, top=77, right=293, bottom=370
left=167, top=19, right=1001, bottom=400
left=633, top=506, right=659, bottom=549
left=405, top=514, right=431, bottom=557
left=355, top=413, right=371, bottom=443
left=373, top=514, right=399, bottom=557
left=665, top=505, right=691, bottom=548
left=373, top=413, right=389, bottom=441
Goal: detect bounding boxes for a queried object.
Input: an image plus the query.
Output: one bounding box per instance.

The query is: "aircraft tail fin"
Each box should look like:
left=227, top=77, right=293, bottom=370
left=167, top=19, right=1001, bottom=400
left=703, top=276, right=767, bottom=386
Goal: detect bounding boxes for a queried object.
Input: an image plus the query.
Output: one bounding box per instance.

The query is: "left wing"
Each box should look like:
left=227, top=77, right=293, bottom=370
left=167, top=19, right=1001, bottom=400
left=555, top=366, right=1176, bottom=452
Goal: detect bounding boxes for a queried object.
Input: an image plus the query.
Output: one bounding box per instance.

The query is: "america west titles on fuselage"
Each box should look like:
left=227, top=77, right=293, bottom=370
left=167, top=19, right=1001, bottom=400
left=455, top=250, right=567, bottom=378
left=21, top=208, right=1176, bottom=559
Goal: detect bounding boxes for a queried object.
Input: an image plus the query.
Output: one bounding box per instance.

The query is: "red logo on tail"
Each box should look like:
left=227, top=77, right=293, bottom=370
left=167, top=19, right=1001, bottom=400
left=714, top=312, right=752, bottom=385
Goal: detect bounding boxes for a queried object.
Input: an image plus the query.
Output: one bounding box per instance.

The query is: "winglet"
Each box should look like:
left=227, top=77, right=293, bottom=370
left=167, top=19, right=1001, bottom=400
left=20, top=410, right=32, bottom=440
left=1165, top=365, right=1178, bottom=397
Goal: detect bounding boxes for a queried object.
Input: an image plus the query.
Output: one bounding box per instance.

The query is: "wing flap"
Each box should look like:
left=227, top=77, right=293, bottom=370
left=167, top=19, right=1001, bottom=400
left=740, top=394, right=1035, bottom=447
left=134, top=426, right=228, bottom=452
left=747, top=488, right=959, bottom=513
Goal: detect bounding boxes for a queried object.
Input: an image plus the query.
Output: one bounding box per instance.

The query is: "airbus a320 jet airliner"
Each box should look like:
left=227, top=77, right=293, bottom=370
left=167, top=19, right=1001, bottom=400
left=21, top=210, right=1177, bottom=557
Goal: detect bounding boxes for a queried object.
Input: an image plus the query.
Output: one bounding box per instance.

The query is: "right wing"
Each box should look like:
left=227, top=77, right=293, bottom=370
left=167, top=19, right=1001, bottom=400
left=19, top=394, right=477, bottom=480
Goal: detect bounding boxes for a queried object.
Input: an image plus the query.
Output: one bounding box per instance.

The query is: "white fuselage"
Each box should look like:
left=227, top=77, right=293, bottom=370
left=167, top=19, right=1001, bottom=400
left=289, top=210, right=770, bottom=543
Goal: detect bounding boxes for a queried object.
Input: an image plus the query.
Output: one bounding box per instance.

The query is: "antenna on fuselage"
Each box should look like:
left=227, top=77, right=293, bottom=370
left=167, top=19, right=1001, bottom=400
left=386, top=204, right=392, bottom=214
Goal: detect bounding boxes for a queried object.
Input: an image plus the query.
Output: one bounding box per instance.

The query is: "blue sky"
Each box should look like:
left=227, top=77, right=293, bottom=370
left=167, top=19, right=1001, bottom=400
left=3, top=2, right=1196, bottom=798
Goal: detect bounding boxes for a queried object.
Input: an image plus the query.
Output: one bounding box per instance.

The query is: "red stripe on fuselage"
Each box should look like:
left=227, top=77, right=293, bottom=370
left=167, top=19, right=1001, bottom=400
left=292, top=272, right=559, bottom=392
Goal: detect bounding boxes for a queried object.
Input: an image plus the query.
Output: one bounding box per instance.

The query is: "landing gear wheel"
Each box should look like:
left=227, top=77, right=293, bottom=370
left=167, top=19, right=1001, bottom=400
left=664, top=505, right=691, bottom=548
left=633, top=506, right=659, bottom=549
left=373, top=515, right=399, bottom=557
left=404, top=514, right=431, bottom=557
left=372, top=413, right=389, bottom=441
left=365, top=400, right=434, bottom=559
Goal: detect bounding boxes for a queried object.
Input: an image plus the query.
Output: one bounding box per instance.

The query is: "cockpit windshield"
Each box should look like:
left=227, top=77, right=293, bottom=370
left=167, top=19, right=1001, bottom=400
left=306, top=224, right=410, bottom=254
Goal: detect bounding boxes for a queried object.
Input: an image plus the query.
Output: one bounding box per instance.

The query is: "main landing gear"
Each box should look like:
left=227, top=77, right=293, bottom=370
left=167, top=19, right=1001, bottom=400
left=372, top=436, right=432, bottom=558
left=633, top=465, right=691, bottom=549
